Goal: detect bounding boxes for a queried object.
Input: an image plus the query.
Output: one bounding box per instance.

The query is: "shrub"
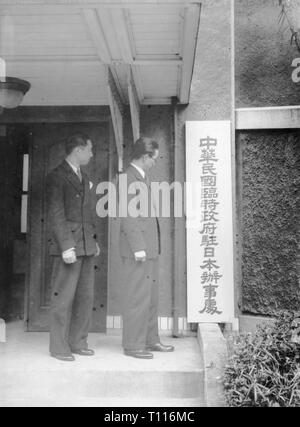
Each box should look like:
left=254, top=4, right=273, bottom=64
left=223, top=311, right=300, bottom=407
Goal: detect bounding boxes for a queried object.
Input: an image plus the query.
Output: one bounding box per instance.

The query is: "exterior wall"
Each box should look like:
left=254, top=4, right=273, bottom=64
left=185, top=0, right=232, bottom=121
left=237, top=130, right=300, bottom=315
left=236, top=0, right=300, bottom=108
left=235, top=1, right=300, bottom=315
left=175, top=0, right=234, bottom=318
left=180, top=0, right=300, bottom=318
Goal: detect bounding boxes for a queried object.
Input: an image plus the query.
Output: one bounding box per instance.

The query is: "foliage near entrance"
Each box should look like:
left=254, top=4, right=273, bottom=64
left=223, top=311, right=300, bottom=407
left=279, top=0, right=300, bottom=53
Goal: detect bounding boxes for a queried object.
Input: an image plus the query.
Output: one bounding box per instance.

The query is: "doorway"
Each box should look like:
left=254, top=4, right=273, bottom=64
left=27, top=122, right=109, bottom=332
left=0, top=125, right=29, bottom=322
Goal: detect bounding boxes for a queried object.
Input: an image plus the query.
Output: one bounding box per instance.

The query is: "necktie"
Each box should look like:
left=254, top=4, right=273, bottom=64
left=145, top=174, right=150, bottom=187
left=77, top=168, right=82, bottom=183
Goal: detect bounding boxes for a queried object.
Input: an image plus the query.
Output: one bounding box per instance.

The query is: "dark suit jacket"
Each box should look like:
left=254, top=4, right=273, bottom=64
left=46, top=160, right=98, bottom=257
left=119, top=165, right=161, bottom=259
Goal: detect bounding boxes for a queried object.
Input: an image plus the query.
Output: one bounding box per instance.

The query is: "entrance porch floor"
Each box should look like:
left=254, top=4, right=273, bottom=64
left=0, top=322, right=204, bottom=407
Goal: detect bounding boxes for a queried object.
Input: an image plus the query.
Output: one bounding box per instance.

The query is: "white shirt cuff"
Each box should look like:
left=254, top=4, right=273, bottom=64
left=63, top=248, right=75, bottom=257
left=134, top=251, right=146, bottom=257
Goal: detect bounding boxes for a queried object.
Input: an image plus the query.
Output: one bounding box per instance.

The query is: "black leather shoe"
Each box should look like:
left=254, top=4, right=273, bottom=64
left=71, top=348, right=95, bottom=356
left=51, top=353, right=75, bottom=362
left=146, top=343, right=175, bottom=352
left=124, top=349, right=154, bottom=359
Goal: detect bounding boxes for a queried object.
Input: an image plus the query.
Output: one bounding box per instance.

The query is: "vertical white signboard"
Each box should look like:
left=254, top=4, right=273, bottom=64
left=186, top=121, right=235, bottom=323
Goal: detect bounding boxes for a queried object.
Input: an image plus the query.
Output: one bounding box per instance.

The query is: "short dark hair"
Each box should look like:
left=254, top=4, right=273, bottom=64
left=130, top=137, right=159, bottom=161
left=65, top=133, right=90, bottom=155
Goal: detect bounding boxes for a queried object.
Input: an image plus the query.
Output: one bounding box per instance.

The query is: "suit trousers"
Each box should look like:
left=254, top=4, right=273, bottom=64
left=121, top=257, right=160, bottom=351
left=49, top=255, right=95, bottom=356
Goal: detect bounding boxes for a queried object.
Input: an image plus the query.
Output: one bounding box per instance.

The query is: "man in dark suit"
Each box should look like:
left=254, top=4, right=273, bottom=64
left=46, top=133, right=100, bottom=361
left=119, top=137, right=174, bottom=359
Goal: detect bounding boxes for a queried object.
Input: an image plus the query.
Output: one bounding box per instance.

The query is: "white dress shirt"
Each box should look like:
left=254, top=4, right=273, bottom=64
left=130, top=162, right=145, bottom=179
left=130, top=162, right=147, bottom=260
left=66, top=160, right=81, bottom=178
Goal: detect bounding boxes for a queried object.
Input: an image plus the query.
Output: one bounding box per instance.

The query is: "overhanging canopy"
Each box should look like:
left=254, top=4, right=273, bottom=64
left=0, top=0, right=201, bottom=106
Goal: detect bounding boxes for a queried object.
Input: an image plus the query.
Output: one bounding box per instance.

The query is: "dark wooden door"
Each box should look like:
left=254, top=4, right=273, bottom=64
left=27, top=122, right=109, bottom=332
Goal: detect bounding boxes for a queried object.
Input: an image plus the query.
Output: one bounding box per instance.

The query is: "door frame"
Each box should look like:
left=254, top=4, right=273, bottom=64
left=0, top=106, right=115, bottom=332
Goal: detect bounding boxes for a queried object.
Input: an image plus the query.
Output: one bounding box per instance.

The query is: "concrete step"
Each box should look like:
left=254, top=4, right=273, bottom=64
left=0, top=369, right=204, bottom=401
left=1, top=397, right=204, bottom=408
left=0, top=322, right=204, bottom=407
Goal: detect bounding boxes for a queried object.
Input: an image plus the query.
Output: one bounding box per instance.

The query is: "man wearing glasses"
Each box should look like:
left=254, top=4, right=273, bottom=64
left=119, top=137, right=174, bottom=359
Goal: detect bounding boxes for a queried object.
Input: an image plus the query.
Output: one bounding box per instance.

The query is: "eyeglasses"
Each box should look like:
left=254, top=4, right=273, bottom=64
left=147, top=154, right=158, bottom=163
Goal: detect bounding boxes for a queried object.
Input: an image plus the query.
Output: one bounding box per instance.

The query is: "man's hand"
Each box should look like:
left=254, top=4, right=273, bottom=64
left=62, top=248, right=77, bottom=264
left=134, top=250, right=146, bottom=262
left=95, top=243, right=101, bottom=257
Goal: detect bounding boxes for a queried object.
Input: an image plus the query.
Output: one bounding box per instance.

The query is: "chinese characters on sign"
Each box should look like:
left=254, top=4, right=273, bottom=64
left=186, top=121, right=235, bottom=323
left=199, top=136, right=222, bottom=316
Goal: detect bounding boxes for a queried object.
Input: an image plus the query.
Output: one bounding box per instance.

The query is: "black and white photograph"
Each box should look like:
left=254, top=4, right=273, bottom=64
left=0, top=0, right=299, bottom=410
